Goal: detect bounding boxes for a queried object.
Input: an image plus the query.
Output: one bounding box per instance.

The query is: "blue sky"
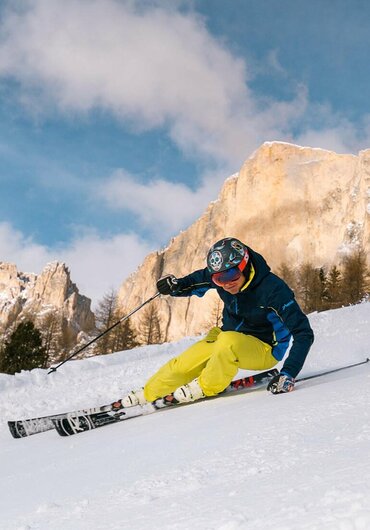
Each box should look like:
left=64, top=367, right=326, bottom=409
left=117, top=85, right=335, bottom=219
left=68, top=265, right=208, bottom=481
left=1, top=0, right=370, bottom=305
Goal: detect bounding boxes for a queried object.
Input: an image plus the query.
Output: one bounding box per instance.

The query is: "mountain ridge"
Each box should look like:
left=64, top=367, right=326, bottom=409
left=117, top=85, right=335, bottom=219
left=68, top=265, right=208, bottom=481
left=0, top=260, right=95, bottom=352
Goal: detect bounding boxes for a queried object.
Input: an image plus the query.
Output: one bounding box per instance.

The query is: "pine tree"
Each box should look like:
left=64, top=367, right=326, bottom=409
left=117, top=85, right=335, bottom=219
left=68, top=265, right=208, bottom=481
left=0, top=321, right=48, bottom=375
left=138, top=303, right=162, bottom=345
left=296, top=262, right=321, bottom=313
left=95, top=290, right=140, bottom=354
left=341, top=248, right=369, bottom=304
left=277, top=262, right=299, bottom=294
left=37, top=310, right=64, bottom=361
left=94, top=289, right=118, bottom=355
left=318, top=267, right=330, bottom=311
left=111, top=318, right=140, bottom=352
left=59, top=319, right=79, bottom=360
left=326, top=265, right=343, bottom=309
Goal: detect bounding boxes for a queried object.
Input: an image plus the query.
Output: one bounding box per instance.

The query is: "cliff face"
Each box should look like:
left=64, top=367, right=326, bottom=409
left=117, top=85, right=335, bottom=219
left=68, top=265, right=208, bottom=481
left=0, top=261, right=95, bottom=342
left=117, top=142, right=370, bottom=341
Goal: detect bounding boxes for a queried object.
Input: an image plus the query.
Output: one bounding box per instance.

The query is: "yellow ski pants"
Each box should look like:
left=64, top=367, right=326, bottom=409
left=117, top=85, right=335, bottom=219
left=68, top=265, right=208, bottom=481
left=143, top=329, right=277, bottom=401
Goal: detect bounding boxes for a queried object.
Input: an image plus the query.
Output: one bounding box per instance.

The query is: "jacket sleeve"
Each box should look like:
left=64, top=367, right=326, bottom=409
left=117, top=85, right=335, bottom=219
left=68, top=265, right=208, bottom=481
left=267, top=281, right=314, bottom=378
left=171, top=268, right=214, bottom=298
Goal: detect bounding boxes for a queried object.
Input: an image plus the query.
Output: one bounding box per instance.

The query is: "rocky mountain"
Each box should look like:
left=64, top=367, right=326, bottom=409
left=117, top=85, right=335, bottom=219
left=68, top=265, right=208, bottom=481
left=117, top=142, right=370, bottom=342
left=0, top=261, right=95, bottom=348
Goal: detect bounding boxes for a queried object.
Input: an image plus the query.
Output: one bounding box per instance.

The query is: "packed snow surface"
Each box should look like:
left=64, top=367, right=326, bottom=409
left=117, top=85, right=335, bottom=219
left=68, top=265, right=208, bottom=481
left=0, top=303, right=369, bottom=530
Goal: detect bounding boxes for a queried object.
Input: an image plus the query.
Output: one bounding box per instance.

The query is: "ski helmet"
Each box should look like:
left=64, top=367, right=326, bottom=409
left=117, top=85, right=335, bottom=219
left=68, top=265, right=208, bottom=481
left=206, top=238, right=249, bottom=274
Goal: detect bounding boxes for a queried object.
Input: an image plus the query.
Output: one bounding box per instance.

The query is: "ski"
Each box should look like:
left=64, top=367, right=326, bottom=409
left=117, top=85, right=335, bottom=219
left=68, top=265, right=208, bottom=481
left=8, top=414, right=59, bottom=439
left=296, top=357, right=369, bottom=382
left=8, top=403, right=117, bottom=439
left=52, top=369, right=279, bottom=437
left=8, top=368, right=278, bottom=438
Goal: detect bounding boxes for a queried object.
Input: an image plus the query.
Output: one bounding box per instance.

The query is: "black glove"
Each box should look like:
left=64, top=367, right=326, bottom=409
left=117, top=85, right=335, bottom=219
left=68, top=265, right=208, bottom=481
left=267, top=372, right=295, bottom=394
left=157, top=275, right=178, bottom=295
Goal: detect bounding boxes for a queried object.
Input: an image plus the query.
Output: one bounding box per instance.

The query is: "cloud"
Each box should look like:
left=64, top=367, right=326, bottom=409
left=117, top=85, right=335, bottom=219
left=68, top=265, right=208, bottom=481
left=98, top=169, right=219, bottom=236
left=266, top=50, right=287, bottom=77
left=293, top=101, right=370, bottom=154
left=59, top=229, right=154, bottom=306
left=0, top=222, right=51, bottom=272
left=0, top=222, right=153, bottom=306
left=0, top=0, right=368, bottom=168
left=0, top=0, right=252, bottom=165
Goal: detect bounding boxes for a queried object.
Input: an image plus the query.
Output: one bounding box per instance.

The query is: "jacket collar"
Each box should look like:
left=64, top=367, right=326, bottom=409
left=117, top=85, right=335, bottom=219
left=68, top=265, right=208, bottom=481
left=240, top=263, right=255, bottom=292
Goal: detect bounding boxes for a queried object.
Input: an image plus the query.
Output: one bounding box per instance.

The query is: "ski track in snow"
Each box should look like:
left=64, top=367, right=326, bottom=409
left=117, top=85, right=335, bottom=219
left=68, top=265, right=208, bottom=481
left=0, top=304, right=369, bottom=530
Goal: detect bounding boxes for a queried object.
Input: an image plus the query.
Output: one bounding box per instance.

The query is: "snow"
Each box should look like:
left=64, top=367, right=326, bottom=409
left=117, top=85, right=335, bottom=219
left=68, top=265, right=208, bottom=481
left=0, top=303, right=369, bottom=530
left=260, top=141, right=353, bottom=157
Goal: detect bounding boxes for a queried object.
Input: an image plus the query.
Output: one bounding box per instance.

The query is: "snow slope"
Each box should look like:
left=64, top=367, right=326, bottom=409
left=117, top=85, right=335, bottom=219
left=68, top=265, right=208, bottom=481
left=0, top=303, right=369, bottom=530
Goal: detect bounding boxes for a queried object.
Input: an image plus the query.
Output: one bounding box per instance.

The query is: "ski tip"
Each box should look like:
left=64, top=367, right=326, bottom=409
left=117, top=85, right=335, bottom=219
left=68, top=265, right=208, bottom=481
left=7, top=420, right=31, bottom=439
left=8, top=421, right=22, bottom=439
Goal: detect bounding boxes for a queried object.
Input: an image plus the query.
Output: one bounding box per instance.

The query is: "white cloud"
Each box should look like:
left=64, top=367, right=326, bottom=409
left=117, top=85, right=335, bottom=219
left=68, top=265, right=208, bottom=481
left=0, top=0, right=253, bottom=165
left=0, top=222, right=51, bottom=271
left=0, top=0, right=368, bottom=167
left=0, top=222, right=153, bottom=306
left=98, top=169, right=218, bottom=236
left=60, top=229, right=154, bottom=307
left=294, top=103, right=370, bottom=154
left=266, top=49, right=287, bottom=77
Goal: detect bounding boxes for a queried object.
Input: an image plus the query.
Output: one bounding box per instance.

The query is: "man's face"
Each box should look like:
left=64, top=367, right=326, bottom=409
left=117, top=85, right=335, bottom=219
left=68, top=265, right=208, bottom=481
left=220, top=272, right=246, bottom=294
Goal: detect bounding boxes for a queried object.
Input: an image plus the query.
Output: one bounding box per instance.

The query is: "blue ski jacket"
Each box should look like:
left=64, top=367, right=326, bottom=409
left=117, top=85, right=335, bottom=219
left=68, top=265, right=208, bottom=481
left=171, top=246, right=314, bottom=378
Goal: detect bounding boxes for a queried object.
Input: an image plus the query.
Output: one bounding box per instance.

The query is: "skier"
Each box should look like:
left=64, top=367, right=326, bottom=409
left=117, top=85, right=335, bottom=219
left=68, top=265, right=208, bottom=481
left=123, top=237, right=314, bottom=406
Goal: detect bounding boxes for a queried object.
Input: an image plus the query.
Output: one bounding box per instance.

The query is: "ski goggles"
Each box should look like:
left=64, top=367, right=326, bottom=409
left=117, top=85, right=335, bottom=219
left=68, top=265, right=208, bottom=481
left=212, top=266, right=242, bottom=286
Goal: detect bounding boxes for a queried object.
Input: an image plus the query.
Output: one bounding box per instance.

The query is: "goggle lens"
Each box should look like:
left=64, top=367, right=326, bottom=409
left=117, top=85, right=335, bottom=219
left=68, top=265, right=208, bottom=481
left=212, top=267, right=242, bottom=286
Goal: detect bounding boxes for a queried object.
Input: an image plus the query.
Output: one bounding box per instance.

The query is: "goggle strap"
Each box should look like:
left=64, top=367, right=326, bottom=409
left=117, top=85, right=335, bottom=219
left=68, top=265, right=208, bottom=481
left=237, top=251, right=249, bottom=272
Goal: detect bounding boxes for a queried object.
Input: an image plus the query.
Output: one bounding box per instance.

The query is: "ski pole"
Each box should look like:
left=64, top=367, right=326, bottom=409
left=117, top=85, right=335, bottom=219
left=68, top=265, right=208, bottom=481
left=48, top=292, right=161, bottom=375
left=296, top=357, right=369, bottom=382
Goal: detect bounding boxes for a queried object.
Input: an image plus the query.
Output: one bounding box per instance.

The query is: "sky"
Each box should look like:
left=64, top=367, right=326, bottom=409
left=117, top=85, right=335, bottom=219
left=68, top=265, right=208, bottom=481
left=1, top=0, right=370, bottom=306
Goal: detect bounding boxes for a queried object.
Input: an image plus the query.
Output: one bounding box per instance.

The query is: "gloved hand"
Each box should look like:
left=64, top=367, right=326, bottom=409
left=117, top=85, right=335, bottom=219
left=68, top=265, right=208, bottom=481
left=205, top=326, right=222, bottom=343
left=267, top=372, right=295, bottom=394
left=157, top=275, right=178, bottom=295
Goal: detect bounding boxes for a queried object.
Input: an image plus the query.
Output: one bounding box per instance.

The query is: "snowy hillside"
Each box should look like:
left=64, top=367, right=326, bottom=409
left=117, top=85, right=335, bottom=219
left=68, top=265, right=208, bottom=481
left=0, top=303, right=369, bottom=530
